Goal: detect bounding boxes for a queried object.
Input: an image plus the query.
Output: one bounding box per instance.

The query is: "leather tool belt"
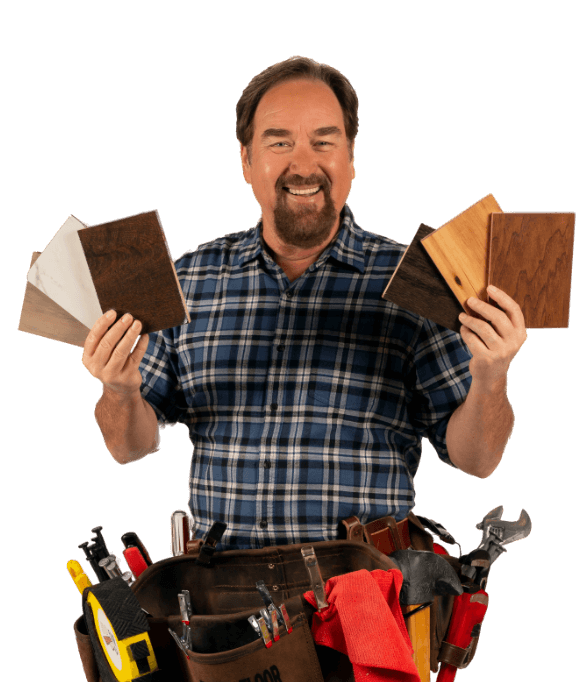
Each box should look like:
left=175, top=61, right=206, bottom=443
left=74, top=540, right=399, bottom=682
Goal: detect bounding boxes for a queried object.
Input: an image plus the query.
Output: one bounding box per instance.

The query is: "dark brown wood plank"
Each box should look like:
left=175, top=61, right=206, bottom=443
left=18, top=252, right=90, bottom=347
left=78, top=211, right=190, bottom=334
left=382, top=225, right=464, bottom=332
left=488, top=213, right=575, bottom=328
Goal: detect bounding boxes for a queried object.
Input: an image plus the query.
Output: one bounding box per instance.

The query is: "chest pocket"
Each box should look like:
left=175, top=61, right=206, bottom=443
left=307, top=330, right=384, bottom=412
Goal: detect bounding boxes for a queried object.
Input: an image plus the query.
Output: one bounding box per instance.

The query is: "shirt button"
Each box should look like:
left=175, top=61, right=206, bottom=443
left=259, top=520, right=268, bottom=529
left=270, top=403, right=278, bottom=412
left=277, top=344, right=285, bottom=352
left=286, top=290, right=293, bottom=298
left=264, top=461, right=271, bottom=469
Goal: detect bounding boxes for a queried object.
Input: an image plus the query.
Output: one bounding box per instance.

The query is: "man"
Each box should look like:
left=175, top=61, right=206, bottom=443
left=83, top=57, right=526, bottom=550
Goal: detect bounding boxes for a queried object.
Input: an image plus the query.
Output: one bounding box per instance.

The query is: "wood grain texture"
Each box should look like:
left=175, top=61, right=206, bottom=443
left=489, top=213, right=575, bottom=327
left=420, top=194, right=502, bottom=313
left=19, top=253, right=90, bottom=347
left=382, top=224, right=464, bottom=332
left=78, top=211, right=190, bottom=334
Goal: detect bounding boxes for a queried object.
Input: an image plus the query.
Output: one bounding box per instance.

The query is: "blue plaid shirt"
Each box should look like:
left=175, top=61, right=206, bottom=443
left=139, top=206, right=472, bottom=550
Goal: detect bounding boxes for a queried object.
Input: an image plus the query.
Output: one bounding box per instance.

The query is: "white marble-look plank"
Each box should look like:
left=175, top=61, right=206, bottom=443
left=27, top=216, right=103, bottom=329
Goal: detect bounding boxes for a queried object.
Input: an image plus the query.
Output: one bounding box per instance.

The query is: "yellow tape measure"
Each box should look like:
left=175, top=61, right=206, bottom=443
left=83, top=578, right=158, bottom=682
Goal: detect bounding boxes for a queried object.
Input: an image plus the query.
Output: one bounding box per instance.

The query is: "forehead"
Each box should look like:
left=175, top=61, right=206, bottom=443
left=253, top=78, right=346, bottom=136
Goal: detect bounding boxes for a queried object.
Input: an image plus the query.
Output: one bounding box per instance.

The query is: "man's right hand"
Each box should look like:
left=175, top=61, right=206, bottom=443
left=83, top=309, right=150, bottom=397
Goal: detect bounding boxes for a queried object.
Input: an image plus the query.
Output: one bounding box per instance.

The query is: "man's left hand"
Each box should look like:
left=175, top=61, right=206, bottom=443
left=459, top=285, right=527, bottom=389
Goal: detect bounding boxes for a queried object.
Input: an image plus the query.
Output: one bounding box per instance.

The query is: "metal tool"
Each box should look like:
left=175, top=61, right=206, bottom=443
left=171, top=511, right=191, bottom=557
left=255, top=580, right=293, bottom=634
left=460, top=506, right=532, bottom=587
left=248, top=615, right=273, bottom=648
left=168, top=627, right=190, bottom=660
left=301, top=546, right=328, bottom=611
left=98, top=554, right=123, bottom=578
left=178, top=591, right=192, bottom=650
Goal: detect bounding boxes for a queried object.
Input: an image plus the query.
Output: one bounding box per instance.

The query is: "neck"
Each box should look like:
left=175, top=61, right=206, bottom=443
left=262, top=216, right=341, bottom=283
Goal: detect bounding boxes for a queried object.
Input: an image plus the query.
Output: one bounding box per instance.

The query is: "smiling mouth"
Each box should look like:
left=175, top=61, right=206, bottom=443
left=283, top=186, right=321, bottom=196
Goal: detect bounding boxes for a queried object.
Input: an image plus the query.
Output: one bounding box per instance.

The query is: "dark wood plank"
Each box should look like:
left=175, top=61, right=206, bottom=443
left=78, top=211, right=190, bottom=334
left=488, top=213, right=575, bottom=327
left=382, top=225, right=464, bottom=332
left=18, top=253, right=90, bottom=347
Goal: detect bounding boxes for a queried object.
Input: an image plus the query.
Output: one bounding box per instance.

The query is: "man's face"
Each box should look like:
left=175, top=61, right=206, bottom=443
left=241, top=78, right=355, bottom=249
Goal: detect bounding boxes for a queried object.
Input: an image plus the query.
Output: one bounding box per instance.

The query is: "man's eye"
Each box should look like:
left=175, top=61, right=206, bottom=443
left=271, top=142, right=289, bottom=147
left=271, top=140, right=330, bottom=147
left=315, top=141, right=331, bottom=146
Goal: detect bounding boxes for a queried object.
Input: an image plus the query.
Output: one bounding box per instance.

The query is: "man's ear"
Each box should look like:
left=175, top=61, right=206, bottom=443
left=241, top=143, right=252, bottom=184
left=350, top=142, right=355, bottom=179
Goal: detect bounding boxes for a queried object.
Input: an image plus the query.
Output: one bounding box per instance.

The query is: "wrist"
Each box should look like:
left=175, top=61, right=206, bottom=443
left=102, top=384, right=143, bottom=405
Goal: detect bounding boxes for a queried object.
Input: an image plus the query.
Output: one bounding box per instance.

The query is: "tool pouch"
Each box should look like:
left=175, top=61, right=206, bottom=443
left=340, top=512, right=460, bottom=673
left=74, top=540, right=398, bottom=682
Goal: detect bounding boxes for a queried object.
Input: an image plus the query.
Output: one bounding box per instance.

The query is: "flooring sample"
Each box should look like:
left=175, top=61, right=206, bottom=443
left=27, top=215, right=103, bottom=328
left=78, top=211, right=190, bottom=335
left=420, top=194, right=502, bottom=313
left=382, top=224, right=464, bottom=332
left=489, top=213, right=575, bottom=327
left=19, top=253, right=90, bottom=347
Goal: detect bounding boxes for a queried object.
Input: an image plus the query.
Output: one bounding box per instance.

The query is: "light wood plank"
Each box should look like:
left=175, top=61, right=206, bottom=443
left=420, top=194, right=502, bottom=313
left=18, top=253, right=90, bottom=347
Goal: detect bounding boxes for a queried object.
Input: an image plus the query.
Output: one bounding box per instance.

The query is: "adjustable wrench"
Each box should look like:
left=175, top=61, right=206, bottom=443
left=461, top=506, right=532, bottom=587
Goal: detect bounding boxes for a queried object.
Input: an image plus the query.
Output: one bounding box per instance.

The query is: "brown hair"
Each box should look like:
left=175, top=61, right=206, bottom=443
left=236, top=56, right=358, bottom=154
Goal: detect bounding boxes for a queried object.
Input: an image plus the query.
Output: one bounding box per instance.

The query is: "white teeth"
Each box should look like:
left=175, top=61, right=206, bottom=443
left=287, top=187, right=320, bottom=196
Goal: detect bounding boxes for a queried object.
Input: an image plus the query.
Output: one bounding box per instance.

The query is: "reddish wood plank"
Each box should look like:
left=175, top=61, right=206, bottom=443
left=488, top=213, right=575, bottom=327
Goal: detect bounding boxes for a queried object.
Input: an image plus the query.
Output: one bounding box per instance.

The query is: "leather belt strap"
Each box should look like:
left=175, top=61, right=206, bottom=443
left=341, top=515, right=411, bottom=554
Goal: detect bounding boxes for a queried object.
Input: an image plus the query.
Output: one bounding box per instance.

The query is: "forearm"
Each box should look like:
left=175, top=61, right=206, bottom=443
left=446, top=376, right=514, bottom=478
left=95, top=387, right=160, bottom=464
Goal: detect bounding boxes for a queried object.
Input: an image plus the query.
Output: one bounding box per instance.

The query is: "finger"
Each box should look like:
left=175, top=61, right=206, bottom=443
left=83, top=309, right=117, bottom=359
left=459, top=312, right=502, bottom=351
left=129, top=332, right=150, bottom=368
left=464, top=296, right=514, bottom=338
left=103, top=318, right=143, bottom=373
left=486, top=285, right=526, bottom=330
left=90, top=313, right=135, bottom=367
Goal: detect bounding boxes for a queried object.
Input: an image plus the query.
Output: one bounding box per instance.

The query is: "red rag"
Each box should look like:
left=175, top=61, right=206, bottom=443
left=304, top=568, right=420, bottom=682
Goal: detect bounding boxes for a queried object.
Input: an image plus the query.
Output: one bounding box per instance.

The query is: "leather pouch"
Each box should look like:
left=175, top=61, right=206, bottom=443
left=74, top=539, right=398, bottom=682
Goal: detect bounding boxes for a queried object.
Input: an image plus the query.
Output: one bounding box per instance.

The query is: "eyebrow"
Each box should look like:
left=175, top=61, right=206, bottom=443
left=260, top=125, right=343, bottom=139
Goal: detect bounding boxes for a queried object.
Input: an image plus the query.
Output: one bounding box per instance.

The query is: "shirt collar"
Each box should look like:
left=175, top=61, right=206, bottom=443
left=236, top=205, right=365, bottom=273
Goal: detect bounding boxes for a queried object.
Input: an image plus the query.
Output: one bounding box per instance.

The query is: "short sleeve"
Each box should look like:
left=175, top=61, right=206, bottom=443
left=407, top=319, right=472, bottom=466
left=139, top=329, right=190, bottom=425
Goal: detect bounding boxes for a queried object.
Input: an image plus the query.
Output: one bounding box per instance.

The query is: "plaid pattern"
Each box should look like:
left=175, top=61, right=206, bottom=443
left=139, top=206, right=472, bottom=550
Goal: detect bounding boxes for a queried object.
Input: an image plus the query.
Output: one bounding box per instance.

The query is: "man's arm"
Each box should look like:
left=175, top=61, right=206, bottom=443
left=83, top=309, right=160, bottom=464
left=94, top=387, right=159, bottom=464
left=446, top=375, right=514, bottom=478
left=446, top=285, right=527, bottom=478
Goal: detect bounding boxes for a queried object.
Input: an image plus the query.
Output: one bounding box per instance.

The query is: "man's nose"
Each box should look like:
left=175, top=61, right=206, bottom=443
left=289, top=142, right=319, bottom=176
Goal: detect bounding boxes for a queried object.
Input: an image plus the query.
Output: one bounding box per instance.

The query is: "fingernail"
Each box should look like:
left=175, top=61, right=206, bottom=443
left=132, top=320, right=141, bottom=330
left=488, top=285, right=498, bottom=292
left=106, top=309, right=116, bottom=318
left=122, top=313, right=132, bottom=323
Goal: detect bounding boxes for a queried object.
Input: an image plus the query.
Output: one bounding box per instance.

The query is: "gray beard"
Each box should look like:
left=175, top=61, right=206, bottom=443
left=272, top=174, right=338, bottom=249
